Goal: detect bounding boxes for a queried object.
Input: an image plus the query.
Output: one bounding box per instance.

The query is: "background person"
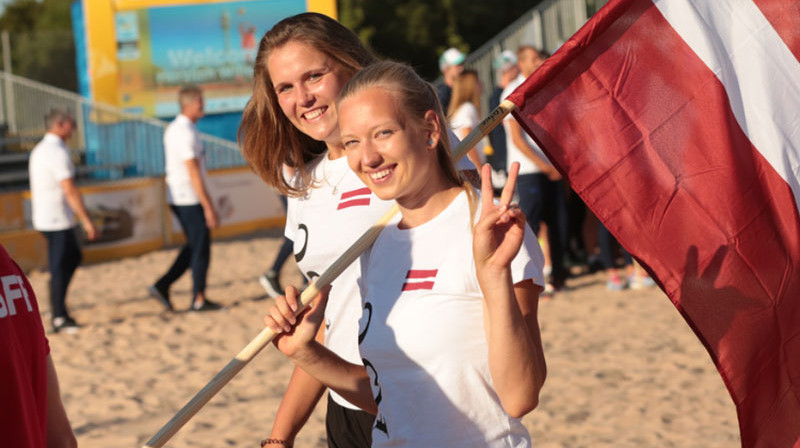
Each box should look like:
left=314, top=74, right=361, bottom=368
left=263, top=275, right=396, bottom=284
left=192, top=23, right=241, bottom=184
left=149, top=85, right=220, bottom=312
left=436, top=47, right=465, bottom=112
left=447, top=69, right=485, bottom=168
left=487, top=50, right=520, bottom=190
left=29, top=108, right=97, bottom=333
left=502, top=45, right=568, bottom=293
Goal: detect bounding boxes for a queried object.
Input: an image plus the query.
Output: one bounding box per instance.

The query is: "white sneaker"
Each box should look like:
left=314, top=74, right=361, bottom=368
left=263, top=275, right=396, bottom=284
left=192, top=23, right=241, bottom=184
left=259, top=272, right=283, bottom=298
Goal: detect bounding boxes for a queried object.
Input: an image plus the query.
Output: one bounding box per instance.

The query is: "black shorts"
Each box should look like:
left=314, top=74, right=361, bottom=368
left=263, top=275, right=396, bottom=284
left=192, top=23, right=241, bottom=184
left=326, top=394, right=374, bottom=448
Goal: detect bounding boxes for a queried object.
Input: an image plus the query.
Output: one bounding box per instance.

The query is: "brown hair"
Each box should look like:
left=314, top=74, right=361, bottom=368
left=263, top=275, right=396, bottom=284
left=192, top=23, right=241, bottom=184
left=238, top=13, right=378, bottom=196
left=338, top=61, right=478, bottom=220
left=447, top=70, right=480, bottom=118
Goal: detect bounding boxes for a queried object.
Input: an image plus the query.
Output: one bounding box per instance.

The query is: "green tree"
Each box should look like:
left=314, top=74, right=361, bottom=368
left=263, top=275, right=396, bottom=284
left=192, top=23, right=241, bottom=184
left=0, top=0, right=77, bottom=92
left=339, top=0, right=544, bottom=80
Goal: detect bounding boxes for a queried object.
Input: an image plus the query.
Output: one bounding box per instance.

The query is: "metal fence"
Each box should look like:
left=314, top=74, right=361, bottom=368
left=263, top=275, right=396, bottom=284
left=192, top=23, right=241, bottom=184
left=0, top=71, right=245, bottom=179
left=450, top=0, right=610, bottom=114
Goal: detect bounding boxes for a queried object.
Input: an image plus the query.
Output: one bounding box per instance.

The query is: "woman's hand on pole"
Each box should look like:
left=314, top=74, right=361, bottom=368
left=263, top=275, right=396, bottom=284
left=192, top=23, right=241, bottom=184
left=263, top=285, right=330, bottom=358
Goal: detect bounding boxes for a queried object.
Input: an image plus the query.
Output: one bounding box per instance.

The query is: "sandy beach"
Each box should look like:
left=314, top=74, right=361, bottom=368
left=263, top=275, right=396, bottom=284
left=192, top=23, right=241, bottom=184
left=25, top=230, right=740, bottom=447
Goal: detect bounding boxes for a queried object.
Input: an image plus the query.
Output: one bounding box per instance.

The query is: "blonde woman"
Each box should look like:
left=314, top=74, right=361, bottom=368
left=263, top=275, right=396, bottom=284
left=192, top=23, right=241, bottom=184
left=265, top=61, right=546, bottom=447
left=448, top=69, right=485, bottom=169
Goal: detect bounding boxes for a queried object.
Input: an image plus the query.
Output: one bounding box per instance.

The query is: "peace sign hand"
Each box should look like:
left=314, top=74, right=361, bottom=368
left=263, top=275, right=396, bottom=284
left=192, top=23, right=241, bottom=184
left=472, top=162, right=526, bottom=274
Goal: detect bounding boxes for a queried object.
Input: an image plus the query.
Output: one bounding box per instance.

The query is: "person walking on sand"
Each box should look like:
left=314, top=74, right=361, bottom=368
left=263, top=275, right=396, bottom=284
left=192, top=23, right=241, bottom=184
left=149, top=85, right=221, bottom=312
left=29, top=108, right=98, bottom=333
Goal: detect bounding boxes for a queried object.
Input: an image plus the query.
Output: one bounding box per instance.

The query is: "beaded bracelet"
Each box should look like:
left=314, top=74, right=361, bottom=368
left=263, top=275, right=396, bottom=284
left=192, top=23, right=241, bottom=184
left=260, top=438, right=292, bottom=448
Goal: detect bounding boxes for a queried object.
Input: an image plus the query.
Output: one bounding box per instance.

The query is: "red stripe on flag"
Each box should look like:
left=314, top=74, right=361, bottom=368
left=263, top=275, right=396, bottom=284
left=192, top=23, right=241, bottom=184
left=340, top=187, right=372, bottom=200
left=401, top=281, right=435, bottom=291
left=508, top=0, right=800, bottom=445
left=337, top=198, right=371, bottom=210
left=406, top=269, right=438, bottom=278
left=752, top=0, right=800, bottom=63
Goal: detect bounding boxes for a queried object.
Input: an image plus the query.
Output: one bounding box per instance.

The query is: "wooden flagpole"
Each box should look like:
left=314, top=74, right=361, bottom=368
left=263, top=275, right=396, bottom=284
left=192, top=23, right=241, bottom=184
left=142, top=100, right=517, bottom=448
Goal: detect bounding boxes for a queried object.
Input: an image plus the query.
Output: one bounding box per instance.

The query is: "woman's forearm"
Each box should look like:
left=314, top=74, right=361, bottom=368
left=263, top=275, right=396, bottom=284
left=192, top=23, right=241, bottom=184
left=289, top=342, right=377, bottom=414
left=479, top=274, right=546, bottom=418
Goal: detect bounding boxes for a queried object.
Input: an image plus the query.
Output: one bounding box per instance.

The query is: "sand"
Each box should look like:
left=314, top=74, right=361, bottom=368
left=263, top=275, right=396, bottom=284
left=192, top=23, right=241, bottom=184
left=26, top=230, right=740, bottom=447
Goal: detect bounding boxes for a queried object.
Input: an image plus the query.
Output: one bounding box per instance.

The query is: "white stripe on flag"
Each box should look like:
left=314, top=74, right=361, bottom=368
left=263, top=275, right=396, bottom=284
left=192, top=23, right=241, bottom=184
left=655, top=0, right=800, bottom=210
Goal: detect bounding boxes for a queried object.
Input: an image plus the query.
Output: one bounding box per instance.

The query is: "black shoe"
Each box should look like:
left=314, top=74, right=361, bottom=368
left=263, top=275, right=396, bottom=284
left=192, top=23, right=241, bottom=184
left=191, top=299, right=222, bottom=312
left=258, top=272, right=283, bottom=298
left=52, top=316, right=80, bottom=334
left=148, top=284, right=173, bottom=311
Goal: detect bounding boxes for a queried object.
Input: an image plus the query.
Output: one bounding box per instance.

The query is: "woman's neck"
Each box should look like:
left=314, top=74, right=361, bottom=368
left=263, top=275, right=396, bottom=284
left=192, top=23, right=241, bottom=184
left=397, top=181, right=462, bottom=229
left=326, top=142, right=346, bottom=160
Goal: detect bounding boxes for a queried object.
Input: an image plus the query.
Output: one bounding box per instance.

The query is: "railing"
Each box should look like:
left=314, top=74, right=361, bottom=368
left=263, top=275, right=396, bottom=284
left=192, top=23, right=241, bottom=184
left=0, top=71, right=245, bottom=180
left=444, top=0, right=610, bottom=114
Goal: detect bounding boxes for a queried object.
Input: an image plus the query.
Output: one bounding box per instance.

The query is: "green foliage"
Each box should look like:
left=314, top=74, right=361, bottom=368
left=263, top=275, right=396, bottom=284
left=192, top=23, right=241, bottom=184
left=0, top=0, right=77, bottom=92
left=339, top=0, right=543, bottom=80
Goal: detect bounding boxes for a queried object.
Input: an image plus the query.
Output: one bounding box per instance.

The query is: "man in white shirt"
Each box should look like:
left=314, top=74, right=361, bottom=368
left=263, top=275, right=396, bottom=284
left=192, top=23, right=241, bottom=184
left=501, top=45, right=568, bottom=291
left=148, top=85, right=220, bottom=312
left=29, top=109, right=97, bottom=333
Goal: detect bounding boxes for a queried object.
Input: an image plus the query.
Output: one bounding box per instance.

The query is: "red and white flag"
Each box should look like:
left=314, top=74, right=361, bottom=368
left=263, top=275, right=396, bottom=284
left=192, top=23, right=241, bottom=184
left=402, top=269, right=438, bottom=291
left=506, top=0, right=800, bottom=445
left=337, top=187, right=372, bottom=210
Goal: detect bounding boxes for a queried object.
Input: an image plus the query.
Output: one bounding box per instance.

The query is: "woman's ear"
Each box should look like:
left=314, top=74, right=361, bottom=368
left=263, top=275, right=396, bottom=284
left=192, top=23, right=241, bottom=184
left=423, top=110, right=442, bottom=149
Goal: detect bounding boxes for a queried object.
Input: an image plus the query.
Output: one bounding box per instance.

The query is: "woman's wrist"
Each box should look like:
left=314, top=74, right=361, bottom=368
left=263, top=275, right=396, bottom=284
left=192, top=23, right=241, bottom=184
left=476, top=266, right=512, bottom=289
left=260, top=437, right=293, bottom=447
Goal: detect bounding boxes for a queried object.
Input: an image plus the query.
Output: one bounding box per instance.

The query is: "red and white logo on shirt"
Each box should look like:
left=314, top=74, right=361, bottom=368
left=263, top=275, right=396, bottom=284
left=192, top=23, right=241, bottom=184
left=402, top=269, right=438, bottom=291
left=337, top=188, right=372, bottom=210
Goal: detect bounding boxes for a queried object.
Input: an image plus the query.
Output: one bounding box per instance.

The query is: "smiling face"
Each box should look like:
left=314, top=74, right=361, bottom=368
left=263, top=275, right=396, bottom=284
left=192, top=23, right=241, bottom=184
left=267, top=40, right=353, bottom=145
left=339, top=86, right=444, bottom=205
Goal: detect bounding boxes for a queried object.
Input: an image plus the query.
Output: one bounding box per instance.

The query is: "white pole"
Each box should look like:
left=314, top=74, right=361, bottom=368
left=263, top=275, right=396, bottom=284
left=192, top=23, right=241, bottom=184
left=1, top=31, right=17, bottom=134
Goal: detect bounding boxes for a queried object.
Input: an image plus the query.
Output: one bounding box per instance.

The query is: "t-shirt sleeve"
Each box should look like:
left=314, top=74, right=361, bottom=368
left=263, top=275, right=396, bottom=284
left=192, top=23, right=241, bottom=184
left=510, top=224, right=546, bottom=288
left=52, top=148, right=75, bottom=182
left=284, top=195, right=298, bottom=241
left=1, top=247, right=50, bottom=354
left=463, top=103, right=480, bottom=128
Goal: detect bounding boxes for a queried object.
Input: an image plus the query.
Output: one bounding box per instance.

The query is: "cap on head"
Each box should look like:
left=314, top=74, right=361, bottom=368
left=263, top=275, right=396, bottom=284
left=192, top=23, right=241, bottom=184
left=439, top=47, right=466, bottom=72
left=493, top=50, right=518, bottom=73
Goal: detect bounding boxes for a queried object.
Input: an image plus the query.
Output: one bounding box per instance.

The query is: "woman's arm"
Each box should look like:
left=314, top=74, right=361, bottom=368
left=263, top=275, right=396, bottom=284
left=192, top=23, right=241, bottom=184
left=264, top=326, right=327, bottom=444
left=264, top=287, right=377, bottom=414
left=480, top=277, right=546, bottom=417
left=473, top=162, right=547, bottom=418
left=46, top=355, right=78, bottom=448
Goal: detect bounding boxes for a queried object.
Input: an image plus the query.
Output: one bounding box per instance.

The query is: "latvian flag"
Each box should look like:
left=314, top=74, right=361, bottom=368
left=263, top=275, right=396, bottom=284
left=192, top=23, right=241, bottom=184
left=506, top=0, right=800, bottom=445
left=402, top=269, right=438, bottom=291
left=337, top=187, right=372, bottom=210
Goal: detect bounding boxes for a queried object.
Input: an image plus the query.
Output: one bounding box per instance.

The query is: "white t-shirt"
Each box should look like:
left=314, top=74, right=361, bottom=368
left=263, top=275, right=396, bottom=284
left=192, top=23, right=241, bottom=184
left=357, top=190, right=545, bottom=447
left=450, top=102, right=485, bottom=164
left=501, top=75, right=551, bottom=175
left=164, top=114, right=205, bottom=205
left=285, top=152, right=397, bottom=410
left=29, top=133, right=77, bottom=231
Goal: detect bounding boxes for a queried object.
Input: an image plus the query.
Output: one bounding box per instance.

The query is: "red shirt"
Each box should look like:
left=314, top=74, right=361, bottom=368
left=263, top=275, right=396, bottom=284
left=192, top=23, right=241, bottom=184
left=0, top=244, right=50, bottom=448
